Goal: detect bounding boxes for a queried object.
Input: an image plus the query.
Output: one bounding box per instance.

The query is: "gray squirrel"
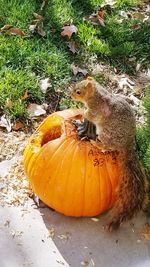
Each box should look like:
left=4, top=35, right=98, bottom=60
left=70, top=76, right=147, bottom=231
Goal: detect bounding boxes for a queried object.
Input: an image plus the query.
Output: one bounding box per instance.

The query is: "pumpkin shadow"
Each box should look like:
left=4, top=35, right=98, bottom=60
left=40, top=207, right=149, bottom=267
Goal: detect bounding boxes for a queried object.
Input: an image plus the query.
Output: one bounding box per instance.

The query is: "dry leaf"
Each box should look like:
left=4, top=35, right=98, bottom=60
left=117, top=76, right=135, bottom=91
left=29, top=13, right=46, bottom=37
left=132, top=87, right=143, bottom=97
left=136, top=62, right=141, bottom=72
left=97, top=10, right=105, bottom=26
left=29, top=24, right=37, bottom=32
left=37, top=25, right=46, bottom=37
left=4, top=220, right=10, bottom=227
left=1, top=24, right=12, bottom=31
left=131, top=24, right=141, bottom=30
left=12, top=121, right=24, bottom=131
left=21, top=90, right=29, bottom=100
left=57, top=233, right=71, bottom=241
left=132, top=12, right=145, bottom=20
left=91, top=217, right=99, bottom=222
left=129, top=94, right=140, bottom=106
left=48, top=227, right=55, bottom=238
left=67, top=40, right=77, bottom=54
left=61, top=24, right=78, bottom=39
left=8, top=28, right=25, bottom=36
left=40, top=0, right=48, bottom=10
left=1, top=25, right=25, bottom=36
left=0, top=115, right=11, bottom=132
left=81, top=261, right=89, bottom=266
left=39, top=78, right=51, bottom=93
left=84, top=9, right=105, bottom=26
left=33, top=12, right=44, bottom=20
left=119, top=10, right=128, bottom=18
left=27, top=103, right=46, bottom=117
left=5, top=98, right=13, bottom=108
left=101, top=0, right=117, bottom=6
left=71, top=64, right=88, bottom=76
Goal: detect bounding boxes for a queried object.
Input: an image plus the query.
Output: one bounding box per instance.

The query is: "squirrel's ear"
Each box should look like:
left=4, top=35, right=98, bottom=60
left=85, top=80, right=95, bottom=94
left=86, top=76, right=94, bottom=81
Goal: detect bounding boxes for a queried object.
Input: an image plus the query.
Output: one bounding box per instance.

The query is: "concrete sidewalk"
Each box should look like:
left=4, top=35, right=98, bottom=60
left=41, top=208, right=150, bottom=267
left=0, top=201, right=69, bottom=267
left=0, top=199, right=150, bottom=267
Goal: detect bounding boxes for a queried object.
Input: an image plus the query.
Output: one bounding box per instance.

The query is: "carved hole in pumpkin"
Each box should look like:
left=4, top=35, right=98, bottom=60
left=41, top=125, right=62, bottom=146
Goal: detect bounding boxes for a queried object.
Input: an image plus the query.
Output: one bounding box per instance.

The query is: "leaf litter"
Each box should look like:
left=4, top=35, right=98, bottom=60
left=29, top=12, right=46, bottom=37
left=71, top=64, right=88, bottom=76
left=0, top=131, right=31, bottom=207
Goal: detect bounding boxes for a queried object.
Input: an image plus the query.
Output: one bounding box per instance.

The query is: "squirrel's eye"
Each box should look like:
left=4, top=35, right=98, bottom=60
left=76, top=90, right=81, bottom=95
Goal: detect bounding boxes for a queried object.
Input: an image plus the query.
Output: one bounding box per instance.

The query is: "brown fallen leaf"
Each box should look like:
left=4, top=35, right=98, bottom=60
left=61, top=24, right=78, bottom=39
left=1, top=24, right=12, bottom=31
left=84, top=9, right=105, bottom=26
left=8, top=28, right=26, bottom=36
left=37, top=25, right=46, bottom=37
left=27, top=103, right=46, bottom=117
left=133, top=87, right=143, bottom=97
left=71, top=64, right=88, bottom=76
left=132, top=12, right=145, bottom=20
left=12, top=121, right=24, bottom=131
left=1, top=24, right=25, bottom=36
left=21, top=90, right=29, bottom=100
left=131, top=24, right=141, bottom=30
left=67, top=40, right=77, bottom=54
left=5, top=98, right=13, bottom=108
left=97, top=10, right=105, bottom=26
left=29, top=13, right=46, bottom=37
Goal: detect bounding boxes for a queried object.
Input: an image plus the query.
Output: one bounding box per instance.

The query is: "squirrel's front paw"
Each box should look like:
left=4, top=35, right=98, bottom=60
left=73, top=119, right=97, bottom=140
left=73, top=120, right=88, bottom=138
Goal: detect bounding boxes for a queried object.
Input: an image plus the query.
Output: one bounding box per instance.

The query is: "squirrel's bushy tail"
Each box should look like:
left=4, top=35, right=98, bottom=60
left=108, top=150, right=147, bottom=231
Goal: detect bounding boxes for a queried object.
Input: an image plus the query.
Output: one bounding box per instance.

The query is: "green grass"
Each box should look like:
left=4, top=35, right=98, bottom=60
left=0, top=0, right=149, bottom=122
left=137, top=86, right=150, bottom=177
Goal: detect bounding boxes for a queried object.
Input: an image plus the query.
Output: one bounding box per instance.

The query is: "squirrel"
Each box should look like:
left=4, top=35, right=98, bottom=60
left=70, top=76, right=147, bottom=231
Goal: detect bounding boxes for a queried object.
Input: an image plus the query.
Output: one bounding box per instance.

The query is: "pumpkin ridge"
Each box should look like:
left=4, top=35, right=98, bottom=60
left=59, top=140, right=80, bottom=215
left=27, top=137, right=68, bottom=186
left=41, top=138, right=77, bottom=208
left=98, top=154, right=102, bottom=213
left=25, top=149, right=39, bottom=179
left=37, top=138, right=73, bottom=182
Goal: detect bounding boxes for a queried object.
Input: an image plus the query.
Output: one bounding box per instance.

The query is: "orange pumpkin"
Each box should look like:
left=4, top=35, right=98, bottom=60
left=24, top=109, right=120, bottom=217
